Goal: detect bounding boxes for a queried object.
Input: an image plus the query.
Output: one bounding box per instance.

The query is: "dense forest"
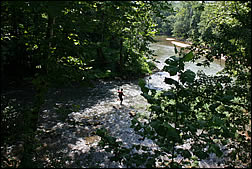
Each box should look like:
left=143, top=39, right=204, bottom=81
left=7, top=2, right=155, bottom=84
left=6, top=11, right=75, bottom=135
left=1, top=1, right=251, bottom=168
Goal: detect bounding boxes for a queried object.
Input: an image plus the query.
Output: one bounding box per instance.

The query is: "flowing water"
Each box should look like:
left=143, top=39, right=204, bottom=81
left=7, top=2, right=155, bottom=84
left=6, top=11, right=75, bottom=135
left=34, top=36, right=227, bottom=168
left=146, top=35, right=225, bottom=91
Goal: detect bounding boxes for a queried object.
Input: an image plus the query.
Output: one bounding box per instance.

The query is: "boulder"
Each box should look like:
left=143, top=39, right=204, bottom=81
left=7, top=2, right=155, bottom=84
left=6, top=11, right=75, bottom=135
left=129, top=111, right=136, bottom=117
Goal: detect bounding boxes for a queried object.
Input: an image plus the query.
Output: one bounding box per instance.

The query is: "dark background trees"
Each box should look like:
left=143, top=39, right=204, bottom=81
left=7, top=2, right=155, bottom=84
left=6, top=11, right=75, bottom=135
left=1, top=1, right=165, bottom=90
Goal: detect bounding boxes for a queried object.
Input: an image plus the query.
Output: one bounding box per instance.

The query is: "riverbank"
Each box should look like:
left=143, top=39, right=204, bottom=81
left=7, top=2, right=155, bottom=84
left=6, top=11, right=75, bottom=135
left=154, top=35, right=191, bottom=48
left=165, top=37, right=191, bottom=48
left=155, top=35, right=226, bottom=66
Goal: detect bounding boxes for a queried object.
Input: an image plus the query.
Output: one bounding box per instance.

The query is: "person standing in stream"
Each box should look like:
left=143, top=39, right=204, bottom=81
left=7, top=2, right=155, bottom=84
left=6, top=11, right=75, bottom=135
left=117, top=88, right=125, bottom=105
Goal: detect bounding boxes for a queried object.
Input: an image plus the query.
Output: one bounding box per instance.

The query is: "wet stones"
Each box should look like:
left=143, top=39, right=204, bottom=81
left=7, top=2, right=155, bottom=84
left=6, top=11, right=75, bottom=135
left=1, top=141, right=25, bottom=168
left=35, top=78, right=156, bottom=167
left=129, top=111, right=136, bottom=117
left=84, top=135, right=101, bottom=145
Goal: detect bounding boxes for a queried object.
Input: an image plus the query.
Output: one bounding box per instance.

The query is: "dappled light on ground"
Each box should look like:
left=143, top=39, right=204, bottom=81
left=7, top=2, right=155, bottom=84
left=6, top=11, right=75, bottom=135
left=34, top=79, right=156, bottom=167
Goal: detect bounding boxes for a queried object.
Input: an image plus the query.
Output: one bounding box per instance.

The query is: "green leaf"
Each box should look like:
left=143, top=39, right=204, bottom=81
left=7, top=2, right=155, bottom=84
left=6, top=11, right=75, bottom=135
left=188, top=124, right=197, bottom=133
left=182, top=51, right=194, bottom=62
left=164, top=77, right=179, bottom=87
left=194, top=150, right=208, bottom=159
left=198, top=120, right=207, bottom=128
left=178, top=88, right=192, bottom=97
left=163, top=65, right=179, bottom=76
left=213, top=116, right=223, bottom=126
left=208, top=144, right=223, bottom=157
left=164, top=56, right=180, bottom=66
left=142, top=93, right=156, bottom=104
left=163, top=123, right=181, bottom=142
left=221, top=126, right=234, bottom=138
left=181, top=149, right=191, bottom=159
left=151, top=120, right=167, bottom=136
left=221, top=95, right=234, bottom=102
left=161, top=91, right=176, bottom=99
left=177, top=103, right=189, bottom=112
left=150, top=105, right=162, bottom=113
left=180, top=70, right=196, bottom=84
left=174, top=45, right=178, bottom=54
left=150, top=120, right=161, bottom=130
left=209, top=103, right=221, bottom=112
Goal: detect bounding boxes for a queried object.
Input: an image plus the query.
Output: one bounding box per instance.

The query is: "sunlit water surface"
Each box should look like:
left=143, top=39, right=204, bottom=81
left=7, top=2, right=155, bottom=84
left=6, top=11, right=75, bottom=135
left=145, top=37, right=225, bottom=91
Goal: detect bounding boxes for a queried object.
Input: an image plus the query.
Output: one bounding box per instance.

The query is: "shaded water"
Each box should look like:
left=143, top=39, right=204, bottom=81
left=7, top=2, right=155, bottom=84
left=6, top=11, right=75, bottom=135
left=33, top=36, right=228, bottom=168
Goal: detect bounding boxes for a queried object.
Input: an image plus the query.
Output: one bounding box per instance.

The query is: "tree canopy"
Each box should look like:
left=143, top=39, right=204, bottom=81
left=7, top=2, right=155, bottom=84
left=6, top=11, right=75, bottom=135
left=1, top=1, right=172, bottom=88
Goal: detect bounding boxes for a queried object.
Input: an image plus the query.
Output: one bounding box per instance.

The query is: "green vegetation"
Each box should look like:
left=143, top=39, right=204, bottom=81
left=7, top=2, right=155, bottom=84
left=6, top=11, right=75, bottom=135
left=1, top=1, right=251, bottom=168
left=1, top=1, right=166, bottom=89
left=136, top=47, right=251, bottom=167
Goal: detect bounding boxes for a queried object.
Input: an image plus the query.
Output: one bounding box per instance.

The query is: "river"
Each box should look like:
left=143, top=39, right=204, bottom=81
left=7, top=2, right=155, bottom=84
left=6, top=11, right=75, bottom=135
left=146, top=35, right=225, bottom=91
left=34, top=36, right=227, bottom=168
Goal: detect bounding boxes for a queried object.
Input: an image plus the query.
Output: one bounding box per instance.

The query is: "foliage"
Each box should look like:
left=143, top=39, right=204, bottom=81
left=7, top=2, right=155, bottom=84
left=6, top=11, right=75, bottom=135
left=154, top=1, right=204, bottom=39
left=98, top=44, right=250, bottom=167
left=134, top=47, right=251, bottom=167
left=172, top=1, right=204, bottom=40
left=157, top=1, right=251, bottom=74
left=1, top=94, right=40, bottom=168
left=1, top=1, right=164, bottom=88
left=196, top=1, right=251, bottom=72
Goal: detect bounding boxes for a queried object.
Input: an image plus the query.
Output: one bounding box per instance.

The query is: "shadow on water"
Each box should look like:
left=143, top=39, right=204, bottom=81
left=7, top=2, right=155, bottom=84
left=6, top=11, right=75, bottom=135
left=1, top=76, right=151, bottom=168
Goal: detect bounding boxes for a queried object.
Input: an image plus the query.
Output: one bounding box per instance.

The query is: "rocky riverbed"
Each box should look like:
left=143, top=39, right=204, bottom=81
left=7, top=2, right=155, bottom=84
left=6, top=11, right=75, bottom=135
left=1, top=76, right=244, bottom=168
left=33, top=75, right=236, bottom=168
left=34, top=79, right=156, bottom=168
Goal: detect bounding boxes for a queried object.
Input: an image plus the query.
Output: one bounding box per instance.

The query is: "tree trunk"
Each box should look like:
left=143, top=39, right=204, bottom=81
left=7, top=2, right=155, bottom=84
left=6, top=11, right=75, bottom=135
left=119, top=39, right=123, bottom=72
left=97, top=47, right=105, bottom=67
left=97, top=4, right=106, bottom=68
left=45, top=13, right=55, bottom=74
left=1, top=54, right=5, bottom=89
left=46, top=14, right=55, bottom=49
